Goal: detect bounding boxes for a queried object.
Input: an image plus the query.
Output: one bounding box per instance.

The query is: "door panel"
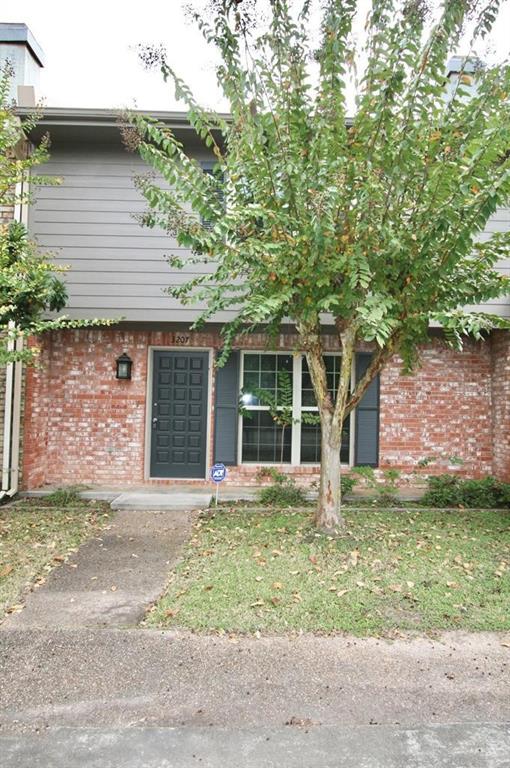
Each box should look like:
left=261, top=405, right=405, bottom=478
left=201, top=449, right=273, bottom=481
left=150, top=351, right=209, bottom=478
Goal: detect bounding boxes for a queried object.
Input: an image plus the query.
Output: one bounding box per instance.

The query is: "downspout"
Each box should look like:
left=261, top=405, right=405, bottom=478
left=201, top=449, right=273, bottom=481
left=1, top=177, right=26, bottom=501
left=0, top=326, right=22, bottom=500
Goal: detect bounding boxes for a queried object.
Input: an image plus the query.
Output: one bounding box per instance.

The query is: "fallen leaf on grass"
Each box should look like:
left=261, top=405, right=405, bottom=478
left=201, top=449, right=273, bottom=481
left=271, top=597, right=281, bottom=606
left=388, top=583, right=403, bottom=593
left=250, top=600, right=265, bottom=608
left=165, top=608, right=180, bottom=618
left=336, top=589, right=350, bottom=598
left=272, top=581, right=283, bottom=590
left=350, top=549, right=360, bottom=567
left=0, top=564, right=13, bottom=578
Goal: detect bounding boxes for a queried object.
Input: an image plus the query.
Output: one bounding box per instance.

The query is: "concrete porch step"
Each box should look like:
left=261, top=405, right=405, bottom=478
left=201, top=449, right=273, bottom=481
left=110, top=491, right=213, bottom=511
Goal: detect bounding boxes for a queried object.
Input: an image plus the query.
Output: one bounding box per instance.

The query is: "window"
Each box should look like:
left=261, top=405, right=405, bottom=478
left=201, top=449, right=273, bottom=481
left=239, top=352, right=353, bottom=465
left=300, top=356, right=350, bottom=464
left=241, top=353, right=293, bottom=463
left=200, top=161, right=224, bottom=230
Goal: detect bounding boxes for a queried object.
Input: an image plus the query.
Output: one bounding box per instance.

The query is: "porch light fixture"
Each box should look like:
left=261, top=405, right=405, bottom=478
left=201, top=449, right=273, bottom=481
left=116, top=353, right=133, bottom=380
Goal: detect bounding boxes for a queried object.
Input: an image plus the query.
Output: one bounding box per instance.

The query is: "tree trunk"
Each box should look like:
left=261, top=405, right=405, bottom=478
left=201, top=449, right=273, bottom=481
left=315, top=414, right=344, bottom=529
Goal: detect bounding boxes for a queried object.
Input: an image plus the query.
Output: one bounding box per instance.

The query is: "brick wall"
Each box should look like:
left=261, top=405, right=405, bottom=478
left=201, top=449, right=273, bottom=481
left=22, top=328, right=220, bottom=488
left=379, top=337, right=494, bottom=478
left=491, top=330, right=510, bottom=481
left=22, top=327, right=507, bottom=488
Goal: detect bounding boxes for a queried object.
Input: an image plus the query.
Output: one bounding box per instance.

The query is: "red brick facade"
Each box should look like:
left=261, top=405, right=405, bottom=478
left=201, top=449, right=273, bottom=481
left=21, top=327, right=510, bottom=488
left=379, top=338, right=494, bottom=478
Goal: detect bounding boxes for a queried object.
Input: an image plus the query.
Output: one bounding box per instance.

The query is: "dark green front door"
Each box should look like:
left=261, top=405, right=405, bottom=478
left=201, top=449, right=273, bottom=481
left=150, top=351, right=209, bottom=478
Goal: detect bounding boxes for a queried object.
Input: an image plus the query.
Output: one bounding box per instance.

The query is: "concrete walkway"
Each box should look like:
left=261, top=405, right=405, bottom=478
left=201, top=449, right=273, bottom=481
left=1, top=509, right=191, bottom=629
left=2, top=724, right=510, bottom=768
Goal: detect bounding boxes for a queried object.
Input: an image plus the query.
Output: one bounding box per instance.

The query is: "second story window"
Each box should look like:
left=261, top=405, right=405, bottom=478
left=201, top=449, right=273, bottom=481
left=200, top=160, right=224, bottom=230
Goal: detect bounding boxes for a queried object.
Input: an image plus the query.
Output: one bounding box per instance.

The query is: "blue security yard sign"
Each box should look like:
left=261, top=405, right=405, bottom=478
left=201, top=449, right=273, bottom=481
left=210, top=463, right=227, bottom=483
left=210, top=463, right=227, bottom=505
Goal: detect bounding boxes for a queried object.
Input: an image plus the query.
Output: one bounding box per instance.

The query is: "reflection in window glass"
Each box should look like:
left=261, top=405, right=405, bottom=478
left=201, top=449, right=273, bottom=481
left=242, top=411, right=292, bottom=463
left=300, top=420, right=350, bottom=464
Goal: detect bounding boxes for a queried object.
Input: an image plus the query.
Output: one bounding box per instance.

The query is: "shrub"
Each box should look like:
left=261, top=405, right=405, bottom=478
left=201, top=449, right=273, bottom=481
left=421, top=475, right=510, bottom=509
left=257, top=473, right=307, bottom=507
left=351, top=465, right=401, bottom=506
left=340, top=475, right=357, bottom=497
left=45, top=486, right=85, bottom=506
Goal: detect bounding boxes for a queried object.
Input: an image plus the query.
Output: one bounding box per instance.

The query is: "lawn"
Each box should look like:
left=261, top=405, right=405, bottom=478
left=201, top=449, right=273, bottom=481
left=147, top=506, right=510, bottom=636
left=0, top=497, right=111, bottom=617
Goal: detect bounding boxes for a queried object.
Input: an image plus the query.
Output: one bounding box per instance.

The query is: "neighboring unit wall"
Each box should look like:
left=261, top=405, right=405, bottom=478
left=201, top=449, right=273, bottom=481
left=491, top=330, right=510, bottom=481
left=379, top=338, right=494, bottom=478
left=22, top=327, right=499, bottom=488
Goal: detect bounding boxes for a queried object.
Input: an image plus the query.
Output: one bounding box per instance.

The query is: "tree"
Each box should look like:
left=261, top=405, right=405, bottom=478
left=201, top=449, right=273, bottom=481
left=0, top=63, right=109, bottom=364
left=129, top=0, right=510, bottom=528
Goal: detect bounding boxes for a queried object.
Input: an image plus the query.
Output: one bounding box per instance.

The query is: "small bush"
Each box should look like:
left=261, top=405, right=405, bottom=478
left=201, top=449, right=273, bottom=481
left=45, top=486, right=85, bottom=506
left=421, top=475, right=510, bottom=508
left=351, top=465, right=401, bottom=505
left=340, top=475, right=357, bottom=497
left=257, top=474, right=307, bottom=507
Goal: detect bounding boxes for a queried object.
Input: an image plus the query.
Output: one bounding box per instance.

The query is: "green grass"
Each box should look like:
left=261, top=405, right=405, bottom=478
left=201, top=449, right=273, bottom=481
left=147, top=507, right=510, bottom=636
left=0, top=499, right=111, bottom=616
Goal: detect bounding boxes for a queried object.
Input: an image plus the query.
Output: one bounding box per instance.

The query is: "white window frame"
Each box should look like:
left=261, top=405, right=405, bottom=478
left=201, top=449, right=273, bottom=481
left=237, top=351, right=354, bottom=467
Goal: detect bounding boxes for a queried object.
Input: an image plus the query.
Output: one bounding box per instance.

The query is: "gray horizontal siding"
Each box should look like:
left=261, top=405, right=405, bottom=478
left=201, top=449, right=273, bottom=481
left=28, top=144, right=510, bottom=323
left=473, top=206, right=510, bottom=317
left=28, top=144, right=214, bottom=321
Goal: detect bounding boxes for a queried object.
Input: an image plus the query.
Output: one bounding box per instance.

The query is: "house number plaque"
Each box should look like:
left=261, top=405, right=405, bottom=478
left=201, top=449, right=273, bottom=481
left=173, top=334, right=190, bottom=345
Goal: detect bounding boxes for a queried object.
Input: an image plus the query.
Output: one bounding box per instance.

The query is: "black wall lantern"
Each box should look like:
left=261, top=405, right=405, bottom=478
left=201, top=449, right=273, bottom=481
left=116, top=352, right=133, bottom=380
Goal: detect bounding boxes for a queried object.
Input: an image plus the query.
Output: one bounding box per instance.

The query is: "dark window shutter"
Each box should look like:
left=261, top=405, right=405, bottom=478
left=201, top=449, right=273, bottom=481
left=214, top=351, right=240, bottom=465
left=354, top=353, right=379, bottom=467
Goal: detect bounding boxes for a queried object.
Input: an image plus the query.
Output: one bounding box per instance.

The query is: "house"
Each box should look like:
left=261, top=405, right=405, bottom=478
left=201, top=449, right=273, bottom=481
left=1, top=23, right=509, bottom=493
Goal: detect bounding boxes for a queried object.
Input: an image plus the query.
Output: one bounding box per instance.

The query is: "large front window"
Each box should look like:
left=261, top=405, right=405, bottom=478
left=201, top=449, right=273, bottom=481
left=241, top=353, right=293, bottom=463
left=239, top=352, right=352, bottom=465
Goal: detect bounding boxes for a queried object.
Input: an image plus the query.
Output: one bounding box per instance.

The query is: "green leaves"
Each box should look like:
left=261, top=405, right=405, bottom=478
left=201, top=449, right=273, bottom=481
left=132, top=0, right=510, bottom=405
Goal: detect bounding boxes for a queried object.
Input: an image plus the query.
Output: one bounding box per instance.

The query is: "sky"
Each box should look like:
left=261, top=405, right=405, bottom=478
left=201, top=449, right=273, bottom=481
left=2, top=0, right=510, bottom=112
left=2, top=0, right=228, bottom=110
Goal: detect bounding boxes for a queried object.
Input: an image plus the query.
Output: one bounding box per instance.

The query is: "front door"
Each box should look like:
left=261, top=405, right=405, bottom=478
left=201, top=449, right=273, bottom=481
left=150, top=351, right=209, bottom=478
